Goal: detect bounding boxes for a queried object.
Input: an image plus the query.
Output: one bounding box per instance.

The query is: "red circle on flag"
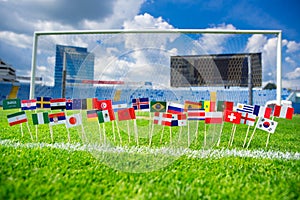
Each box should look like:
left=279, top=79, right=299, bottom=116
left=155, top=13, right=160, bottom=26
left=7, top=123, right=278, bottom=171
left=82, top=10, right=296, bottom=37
left=69, top=117, right=77, bottom=125
left=263, top=121, right=270, bottom=128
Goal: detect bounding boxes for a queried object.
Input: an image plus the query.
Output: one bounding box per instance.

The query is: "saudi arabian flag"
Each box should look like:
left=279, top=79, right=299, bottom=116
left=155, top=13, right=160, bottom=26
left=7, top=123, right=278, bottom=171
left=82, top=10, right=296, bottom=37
left=32, top=112, right=50, bottom=125
left=3, top=99, right=21, bottom=110
left=97, top=110, right=115, bottom=123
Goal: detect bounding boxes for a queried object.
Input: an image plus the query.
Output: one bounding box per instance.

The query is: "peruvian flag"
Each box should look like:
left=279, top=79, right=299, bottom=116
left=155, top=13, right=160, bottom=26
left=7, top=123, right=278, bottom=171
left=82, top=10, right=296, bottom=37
left=205, top=112, right=223, bottom=124
left=273, top=105, right=294, bottom=120
left=224, top=110, right=241, bottom=124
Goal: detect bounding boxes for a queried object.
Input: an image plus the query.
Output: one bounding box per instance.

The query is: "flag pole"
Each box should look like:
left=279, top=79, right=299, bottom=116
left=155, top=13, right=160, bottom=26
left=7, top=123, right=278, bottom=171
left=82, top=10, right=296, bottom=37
left=115, top=120, right=122, bottom=145
left=149, top=119, right=155, bottom=147
left=127, top=120, right=131, bottom=143
left=169, top=126, right=172, bottom=145
left=242, top=125, right=251, bottom=148
left=35, top=125, right=38, bottom=141
left=66, top=126, right=70, bottom=143
left=20, top=123, right=24, bottom=137
left=195, top=120, right=199, bottom=140
left=26, top=122, right=34, bottom=141
left=246, top=126, right=257, bottom=148
left=97, top=122, right=102, bottom=144
left=134, top=119, right=139, bottom=146
left=102, top=123, right=107, bottom=144
left=160, top=126, right=165, bottom=144
left=49, top=125, right=54, bottom=143
left=187, top=121, right=190, bottom=147
left=216, top=122, right=224, bottom=146
left=265, top=131, right=271, bottom=148
left=204, top=124, right=207, bottom=147
left=228, top=124, right=235, bottom=147
left=230, top=124, right=237, bottom=147
left=112, top=120, right=116, bottom=143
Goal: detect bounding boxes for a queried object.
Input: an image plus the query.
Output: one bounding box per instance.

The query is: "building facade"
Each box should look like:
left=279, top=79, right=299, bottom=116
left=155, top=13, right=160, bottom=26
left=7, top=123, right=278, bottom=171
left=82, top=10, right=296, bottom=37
left=54, top=45, right=95, bottom=98
left=170, top=53, right=262, bottom=88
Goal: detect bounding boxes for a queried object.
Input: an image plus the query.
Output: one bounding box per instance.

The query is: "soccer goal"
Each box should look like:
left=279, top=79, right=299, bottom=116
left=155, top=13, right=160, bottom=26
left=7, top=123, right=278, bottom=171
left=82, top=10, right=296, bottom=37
left=29, top=29, right=282, bottom=105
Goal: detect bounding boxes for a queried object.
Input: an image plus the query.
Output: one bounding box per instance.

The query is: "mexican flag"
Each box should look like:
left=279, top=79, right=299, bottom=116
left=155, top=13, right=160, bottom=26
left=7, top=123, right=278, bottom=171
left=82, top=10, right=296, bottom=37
left=97, top=109, right=115, bottom=123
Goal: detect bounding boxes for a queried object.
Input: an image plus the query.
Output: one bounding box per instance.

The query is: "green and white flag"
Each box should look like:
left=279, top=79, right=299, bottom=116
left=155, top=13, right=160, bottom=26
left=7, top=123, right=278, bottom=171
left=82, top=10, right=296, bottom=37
left=3, top=99, right=21, bottom=110
left=97, top=110, right=115, bottom=123
left=32, top=112, right=50, bottom=125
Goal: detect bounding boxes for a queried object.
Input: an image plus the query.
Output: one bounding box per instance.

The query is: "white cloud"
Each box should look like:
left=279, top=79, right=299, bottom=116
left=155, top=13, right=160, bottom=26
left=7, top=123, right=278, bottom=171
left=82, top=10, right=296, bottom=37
left=286, top=41, right=300, bottom=53
left=285, top=67, right=300, bottom=80
left=0, top=31, right=32, bottom=49
left=245, top=34, right=267, bottom=53
left=285, top=57, right=297, bottom=66
left=198, top=23, right=236, bottom=54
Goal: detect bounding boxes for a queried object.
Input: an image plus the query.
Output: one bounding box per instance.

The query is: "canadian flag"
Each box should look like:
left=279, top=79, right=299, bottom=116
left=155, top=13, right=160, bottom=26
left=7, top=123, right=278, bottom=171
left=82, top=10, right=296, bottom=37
left=273, top=105, right=294, bottom=120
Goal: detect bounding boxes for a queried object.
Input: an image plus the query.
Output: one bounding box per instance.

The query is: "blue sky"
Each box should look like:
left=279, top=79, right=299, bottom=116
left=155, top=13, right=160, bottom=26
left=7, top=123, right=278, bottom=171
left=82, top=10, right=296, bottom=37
left=0, top=0, right=299, bottom=89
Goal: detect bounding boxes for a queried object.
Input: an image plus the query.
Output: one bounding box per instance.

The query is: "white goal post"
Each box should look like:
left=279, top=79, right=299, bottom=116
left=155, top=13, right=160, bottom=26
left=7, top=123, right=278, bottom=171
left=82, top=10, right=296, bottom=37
left=29, top=29, right=282, bottom=104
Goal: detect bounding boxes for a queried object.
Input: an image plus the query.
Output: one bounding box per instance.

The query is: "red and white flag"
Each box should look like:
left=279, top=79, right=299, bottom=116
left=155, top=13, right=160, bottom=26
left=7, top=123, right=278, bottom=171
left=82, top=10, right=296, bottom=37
left=205, top=112, right=223, bottom=124
left=273, top=105, right=294, bottom=120
left=66, top=113, right=82, bottom=128
left=187, top=109, right=205, bottom=120
left=153, top=112, right=164, bottom=125
left=161, top=113, right=173, bottom=126
left=224, top=110, right=241, bottom=124
left=240, top=112, right=256, bottom=126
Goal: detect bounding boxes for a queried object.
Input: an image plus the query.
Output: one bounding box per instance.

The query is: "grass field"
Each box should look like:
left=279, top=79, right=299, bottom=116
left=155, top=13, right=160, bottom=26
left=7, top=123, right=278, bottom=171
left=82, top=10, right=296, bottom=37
left=0, top=109, right=299, bottom=199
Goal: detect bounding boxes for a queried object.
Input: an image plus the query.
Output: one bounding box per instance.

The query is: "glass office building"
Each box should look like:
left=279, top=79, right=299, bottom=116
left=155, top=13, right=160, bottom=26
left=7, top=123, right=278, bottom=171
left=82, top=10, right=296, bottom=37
left=54, top=45, right=95, bottom=98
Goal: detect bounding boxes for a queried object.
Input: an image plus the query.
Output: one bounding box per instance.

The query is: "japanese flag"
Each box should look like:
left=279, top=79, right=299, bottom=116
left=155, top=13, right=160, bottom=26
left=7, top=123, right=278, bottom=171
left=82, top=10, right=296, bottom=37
left=66, top=113, right=82, bottom=128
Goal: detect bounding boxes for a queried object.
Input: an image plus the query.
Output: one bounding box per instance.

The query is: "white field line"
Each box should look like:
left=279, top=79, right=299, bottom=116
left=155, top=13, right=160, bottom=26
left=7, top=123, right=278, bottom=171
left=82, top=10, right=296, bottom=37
left=0, top=139, right=300, bottom=160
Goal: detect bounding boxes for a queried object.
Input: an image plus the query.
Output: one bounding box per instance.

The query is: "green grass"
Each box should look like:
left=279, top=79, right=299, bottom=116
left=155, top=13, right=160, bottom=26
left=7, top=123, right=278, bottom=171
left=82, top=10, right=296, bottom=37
left=0, top=109, right=300, bottom=199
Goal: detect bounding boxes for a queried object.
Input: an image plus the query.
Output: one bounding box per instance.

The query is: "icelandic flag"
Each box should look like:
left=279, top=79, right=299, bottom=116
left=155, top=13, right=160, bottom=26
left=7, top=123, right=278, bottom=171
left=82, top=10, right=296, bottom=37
left=49, top=112, right=66, bottom=125
left=21, top=99, right=37, bottom=110
left=167, top=102, right=184, bottom=114
left=132, top=97, right=150, bottom=111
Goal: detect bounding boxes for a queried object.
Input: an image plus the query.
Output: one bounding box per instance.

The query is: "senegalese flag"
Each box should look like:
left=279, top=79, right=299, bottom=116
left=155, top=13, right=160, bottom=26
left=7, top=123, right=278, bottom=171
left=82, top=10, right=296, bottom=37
left=150, top=101, right=167, bottom=112
left=36, top=97, right=51, bottom=109
left=32, top=112, right=50, bottom=125
left=97, top=109, right=115, bottom=123
left=7, top=111, right=27, bottom=126
left=204, top=101, right=211, bottom=112
left=3, top=98, right=21, bottom=110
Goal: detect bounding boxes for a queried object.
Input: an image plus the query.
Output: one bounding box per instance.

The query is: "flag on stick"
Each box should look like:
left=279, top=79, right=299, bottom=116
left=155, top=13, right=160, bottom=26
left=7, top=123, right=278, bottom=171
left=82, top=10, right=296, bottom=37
left=50, top=98, right=66, bottom=110
left=97, top=109, right=115, bottom=123
left=236, top=103, right=255, bottom=114
left=21, top=99, right=37, bottom=110
left=150, top=101, right=167, bottom=112
left=132, top=97, right=150, bottom=111
left=72, top=99, right=82, bottom=110
left=187, top=109, right=205, bottom=120
left=32, top=112, right=49, bottom=125
left=117, top=108, right=136, bottom=121
left=66, top=99, right=73, bottom=110
left=224, top=110, right=241, bottom=124
left=3, top=98, right=21, bottom=110
left=49, top=112, right=66, bottom=125
left=273, top=105, right=294, bottom=120
left=7, top=111, right=27, bottom=126
left=66, top=113, right=82, bottom=128
left=205, top=112, right=223, bottom=124
left=167, top=102, right=184, bottom=114
left=240, top=112, right=256, bottom=126
left=256, top=117, right=278, bottom=134
left=184, top=100, right=202, bottom=111
left=217, top=101, right=234, bottom=111
left=97, top=99, right=112, bottom=110
left=112, top=101, right=127, bottom=112
left=36, top=97, right=51, bottom=109
left=253, top=105, right=272, bottom=119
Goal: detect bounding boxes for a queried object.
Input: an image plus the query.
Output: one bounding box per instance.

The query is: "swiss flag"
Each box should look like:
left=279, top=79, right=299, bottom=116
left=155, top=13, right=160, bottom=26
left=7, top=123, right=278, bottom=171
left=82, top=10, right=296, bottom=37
left=224, top=110, right=241, bottom=124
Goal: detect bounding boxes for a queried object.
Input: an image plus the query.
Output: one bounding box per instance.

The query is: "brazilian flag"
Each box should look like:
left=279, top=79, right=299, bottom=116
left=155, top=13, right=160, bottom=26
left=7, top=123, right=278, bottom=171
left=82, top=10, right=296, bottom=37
left=150, top=101, right=167, bottom=112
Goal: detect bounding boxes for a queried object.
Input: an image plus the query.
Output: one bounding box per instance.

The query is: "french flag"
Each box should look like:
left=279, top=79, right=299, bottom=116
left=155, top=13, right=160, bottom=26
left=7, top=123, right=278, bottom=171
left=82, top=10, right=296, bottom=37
left=167, top=102, right=184, bottom=114
left=253, top=105, right=272, bottom=119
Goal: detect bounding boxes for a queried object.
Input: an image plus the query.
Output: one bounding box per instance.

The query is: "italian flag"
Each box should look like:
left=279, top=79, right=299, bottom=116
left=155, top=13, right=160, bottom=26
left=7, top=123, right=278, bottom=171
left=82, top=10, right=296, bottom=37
left=7, top=111, right=28, bottom=126
left=97, top=109, right=115, bottom=123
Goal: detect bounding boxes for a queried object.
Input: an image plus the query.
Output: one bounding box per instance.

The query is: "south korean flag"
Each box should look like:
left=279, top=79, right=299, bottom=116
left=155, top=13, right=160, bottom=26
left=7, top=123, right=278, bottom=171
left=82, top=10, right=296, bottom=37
left=256, top=117, right=278, bottom=134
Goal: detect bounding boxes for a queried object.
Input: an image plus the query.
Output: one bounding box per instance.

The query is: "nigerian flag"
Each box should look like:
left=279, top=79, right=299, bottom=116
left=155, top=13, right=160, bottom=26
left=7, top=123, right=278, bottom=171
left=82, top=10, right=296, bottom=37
left=32, top=112, right=50, bottom=125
